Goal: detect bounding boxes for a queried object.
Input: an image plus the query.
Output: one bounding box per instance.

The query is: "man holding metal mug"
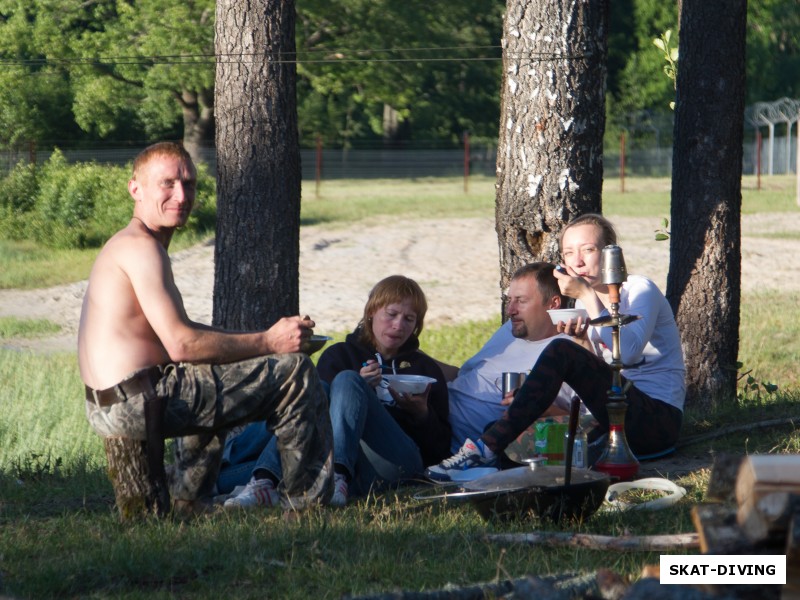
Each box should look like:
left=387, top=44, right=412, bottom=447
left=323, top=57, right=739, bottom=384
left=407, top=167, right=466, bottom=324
left=440, top=263, right=577, bottom=459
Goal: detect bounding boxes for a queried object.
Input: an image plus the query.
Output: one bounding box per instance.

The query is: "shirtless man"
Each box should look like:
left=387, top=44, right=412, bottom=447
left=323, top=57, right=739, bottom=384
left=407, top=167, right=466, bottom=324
left=79, top=141, right=333, bottom=511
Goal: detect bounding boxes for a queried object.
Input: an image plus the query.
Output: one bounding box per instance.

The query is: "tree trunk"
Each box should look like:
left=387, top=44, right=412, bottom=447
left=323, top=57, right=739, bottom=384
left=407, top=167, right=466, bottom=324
left=667, top=0, right=746, bottom=412
left=495, top=0, right=608, bottom=312
left=180, top=88, right=215, bottom=167
left=213, top=0, right=302, bottom=330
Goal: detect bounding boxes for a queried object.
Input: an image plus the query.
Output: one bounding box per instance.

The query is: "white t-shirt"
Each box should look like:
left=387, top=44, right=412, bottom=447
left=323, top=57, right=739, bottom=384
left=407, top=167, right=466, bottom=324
left=447, top=321, right=575, bottom=452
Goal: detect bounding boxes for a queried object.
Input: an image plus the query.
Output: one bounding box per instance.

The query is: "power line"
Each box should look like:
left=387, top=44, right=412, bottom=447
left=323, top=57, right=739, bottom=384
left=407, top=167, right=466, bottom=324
left=0, top=45, right=593, bottom=69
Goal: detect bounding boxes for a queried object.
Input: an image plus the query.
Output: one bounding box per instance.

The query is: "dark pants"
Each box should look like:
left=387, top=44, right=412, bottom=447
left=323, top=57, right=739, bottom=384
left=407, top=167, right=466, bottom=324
left=482, top=338, right=682, bottom=457
left=86, top=353, right=333, bottom=506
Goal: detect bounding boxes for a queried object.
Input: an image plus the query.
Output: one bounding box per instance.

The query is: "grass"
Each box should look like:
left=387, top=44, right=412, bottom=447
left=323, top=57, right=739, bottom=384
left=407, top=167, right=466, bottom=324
left=0, top=316, right=61, bottom=339
left=1, top=338, right=798, bottom=598
left=1, top=175, right=799, bottom=598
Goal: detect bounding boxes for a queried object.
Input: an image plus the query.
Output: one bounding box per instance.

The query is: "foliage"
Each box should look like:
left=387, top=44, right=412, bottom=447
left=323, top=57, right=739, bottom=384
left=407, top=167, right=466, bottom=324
left=609, top=0, right=679, bottom=121
left=654, top=217, right=670, bottom=240
left=0, top=0, right=215, bottom=146
left=0, top=0, right=796, bottom=151
left=652, top=30, right=678, bottom=110
left=0, top=151, right=216, bottom=249
left=296, top=0, right=503, bottom=145
left=746, top=0, right=800, bottom=102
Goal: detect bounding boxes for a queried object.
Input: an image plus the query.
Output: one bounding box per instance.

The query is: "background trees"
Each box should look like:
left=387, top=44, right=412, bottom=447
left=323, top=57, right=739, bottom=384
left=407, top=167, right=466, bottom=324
left=0, top=0, right=795, bottom=154
left=0, top=0, right=216, bottom=159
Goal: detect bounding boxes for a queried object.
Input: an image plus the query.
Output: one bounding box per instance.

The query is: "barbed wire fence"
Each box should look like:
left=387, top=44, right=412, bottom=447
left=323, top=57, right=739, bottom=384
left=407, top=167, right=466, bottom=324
left=1, top=101, right=796, bottom=186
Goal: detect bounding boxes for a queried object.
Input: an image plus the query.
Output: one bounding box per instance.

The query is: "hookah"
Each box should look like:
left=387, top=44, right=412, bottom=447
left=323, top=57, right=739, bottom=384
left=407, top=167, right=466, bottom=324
left=592, top=245, right=640, bottom=481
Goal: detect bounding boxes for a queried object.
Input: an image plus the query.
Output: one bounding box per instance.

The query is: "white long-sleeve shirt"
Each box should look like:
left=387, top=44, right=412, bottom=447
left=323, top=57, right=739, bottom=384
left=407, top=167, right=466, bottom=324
left=587, top=274, right=686, bottom=411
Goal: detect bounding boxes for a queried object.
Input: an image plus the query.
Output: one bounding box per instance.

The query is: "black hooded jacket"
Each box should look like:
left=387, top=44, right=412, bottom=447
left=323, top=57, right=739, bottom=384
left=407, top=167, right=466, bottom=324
left=316, top=326, right=451, bottom=466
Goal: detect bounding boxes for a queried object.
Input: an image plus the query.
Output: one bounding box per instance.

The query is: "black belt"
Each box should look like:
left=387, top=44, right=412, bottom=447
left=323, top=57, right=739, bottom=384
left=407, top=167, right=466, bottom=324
left=85, top=366, right=163, bottom=407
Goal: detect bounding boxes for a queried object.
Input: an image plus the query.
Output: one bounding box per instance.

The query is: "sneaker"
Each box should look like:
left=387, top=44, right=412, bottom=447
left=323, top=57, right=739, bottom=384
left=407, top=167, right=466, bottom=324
left=424, top=438, right=497, bottom=482
left=223, top=477, right=280, bottom=509
left=329, top=473, right=349, bottom=507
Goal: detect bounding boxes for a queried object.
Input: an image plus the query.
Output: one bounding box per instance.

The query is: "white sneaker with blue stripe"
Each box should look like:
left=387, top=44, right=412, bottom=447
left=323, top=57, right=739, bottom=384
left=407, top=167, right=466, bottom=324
left=425, top=438, right=497, bottom=482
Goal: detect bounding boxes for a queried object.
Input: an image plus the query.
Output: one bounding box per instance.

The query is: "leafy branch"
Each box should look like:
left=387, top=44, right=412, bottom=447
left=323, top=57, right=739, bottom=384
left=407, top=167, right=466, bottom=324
left=654, top=217, right=670, bottom=241
left=653, top=30, right=678, bottom=110
left=735, top=361, right=779, bottom=399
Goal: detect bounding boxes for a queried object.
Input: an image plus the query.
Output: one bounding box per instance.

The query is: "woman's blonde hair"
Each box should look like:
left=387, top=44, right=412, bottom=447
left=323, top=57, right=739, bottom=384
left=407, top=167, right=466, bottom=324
left=358, top=275, right=428, bottom=348
left=558, top=213, right=618, bottom=252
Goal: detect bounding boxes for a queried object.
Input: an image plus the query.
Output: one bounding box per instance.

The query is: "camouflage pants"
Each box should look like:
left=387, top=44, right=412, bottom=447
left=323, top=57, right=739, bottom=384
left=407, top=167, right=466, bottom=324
left=85, top=353, right=333, bottom=507
left=482, top=338, right=683, bottom=457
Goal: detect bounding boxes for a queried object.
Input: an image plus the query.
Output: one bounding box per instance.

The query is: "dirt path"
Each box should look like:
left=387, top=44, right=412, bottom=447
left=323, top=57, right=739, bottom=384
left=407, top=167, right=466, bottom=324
left=1, top=213, right=798, bottom=353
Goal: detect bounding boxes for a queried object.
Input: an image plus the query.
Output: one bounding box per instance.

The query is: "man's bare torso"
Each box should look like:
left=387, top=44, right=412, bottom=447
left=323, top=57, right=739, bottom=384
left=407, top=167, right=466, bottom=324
left=78, top=222, right=173, bottom=390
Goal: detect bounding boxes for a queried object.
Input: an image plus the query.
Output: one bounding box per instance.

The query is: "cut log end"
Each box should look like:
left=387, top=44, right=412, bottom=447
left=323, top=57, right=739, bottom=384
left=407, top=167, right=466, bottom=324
left=103, top=436, right=170, bottom=520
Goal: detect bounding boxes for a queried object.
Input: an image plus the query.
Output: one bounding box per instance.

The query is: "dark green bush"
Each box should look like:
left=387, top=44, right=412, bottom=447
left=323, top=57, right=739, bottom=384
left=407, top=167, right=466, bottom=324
left=0, top=161, right=38, bottom=241
left=0, top=150, right=217, bottom=249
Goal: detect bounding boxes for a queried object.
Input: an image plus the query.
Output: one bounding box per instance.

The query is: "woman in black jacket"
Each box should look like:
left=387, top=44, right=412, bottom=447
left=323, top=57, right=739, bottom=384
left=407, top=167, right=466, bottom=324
left=316, top=275, right=450, bottom=506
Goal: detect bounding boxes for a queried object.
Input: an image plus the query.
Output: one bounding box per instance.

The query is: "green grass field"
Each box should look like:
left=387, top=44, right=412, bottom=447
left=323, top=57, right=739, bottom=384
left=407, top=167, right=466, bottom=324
left=1, top=175, right=798, bottom=599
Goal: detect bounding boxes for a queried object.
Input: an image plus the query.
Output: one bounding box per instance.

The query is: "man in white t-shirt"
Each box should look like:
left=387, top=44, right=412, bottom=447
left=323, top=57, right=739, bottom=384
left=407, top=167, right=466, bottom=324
left=445, top=263, right=577, bottom=453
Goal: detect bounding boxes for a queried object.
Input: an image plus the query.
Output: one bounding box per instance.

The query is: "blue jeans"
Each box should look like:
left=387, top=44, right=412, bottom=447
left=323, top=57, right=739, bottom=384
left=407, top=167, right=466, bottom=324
left=218, top=372, right=423, bottom=497
left=216, top=421, right=279, bottom=494
left=328, top=371, right=423, bottom=496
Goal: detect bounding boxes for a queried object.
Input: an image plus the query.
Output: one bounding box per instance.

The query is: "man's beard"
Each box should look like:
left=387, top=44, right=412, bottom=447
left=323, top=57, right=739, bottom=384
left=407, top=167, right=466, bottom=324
left=510, top=320, right=527, bottom=339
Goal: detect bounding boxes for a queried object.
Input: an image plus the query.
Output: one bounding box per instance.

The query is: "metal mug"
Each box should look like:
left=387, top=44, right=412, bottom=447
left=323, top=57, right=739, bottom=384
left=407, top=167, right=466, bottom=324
left=600, top=245, right=628, bottom=285
left=500, top=372, right=527, bottom=396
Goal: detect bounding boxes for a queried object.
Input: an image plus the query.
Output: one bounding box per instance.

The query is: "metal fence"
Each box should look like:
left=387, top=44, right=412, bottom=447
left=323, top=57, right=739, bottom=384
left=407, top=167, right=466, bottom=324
left=1, top=136, right=795, bottom=181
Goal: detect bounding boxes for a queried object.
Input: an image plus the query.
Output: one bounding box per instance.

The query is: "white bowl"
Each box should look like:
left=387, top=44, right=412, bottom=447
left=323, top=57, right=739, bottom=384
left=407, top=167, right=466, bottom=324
left=547, top=308, right=589, bottom=325
left=382, top=374, right=436, bottom=395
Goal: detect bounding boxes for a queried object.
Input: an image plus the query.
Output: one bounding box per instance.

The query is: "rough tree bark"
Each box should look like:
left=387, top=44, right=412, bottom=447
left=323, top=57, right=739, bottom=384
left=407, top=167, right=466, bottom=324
left=180, top=89, right=215, bottom=166
left=214, top=0, right=302, bottom=330
left=667, top=0, right=746, bottom=411
left=495, top=0, right=608, bottom=311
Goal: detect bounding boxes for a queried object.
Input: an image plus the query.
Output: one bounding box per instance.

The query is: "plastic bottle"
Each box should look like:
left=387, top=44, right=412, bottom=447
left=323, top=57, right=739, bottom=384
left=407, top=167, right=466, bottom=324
left=564, top=424, right=587, bottom=469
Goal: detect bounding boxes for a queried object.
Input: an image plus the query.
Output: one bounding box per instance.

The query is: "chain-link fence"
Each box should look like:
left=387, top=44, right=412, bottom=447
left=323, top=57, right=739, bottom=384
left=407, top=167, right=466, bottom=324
left=2, top=113, right=796, bottom=181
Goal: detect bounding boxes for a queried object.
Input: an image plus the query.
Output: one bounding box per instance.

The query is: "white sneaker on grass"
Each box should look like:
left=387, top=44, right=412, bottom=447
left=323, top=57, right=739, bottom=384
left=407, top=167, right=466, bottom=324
left=424, top=438, right=497, bottom=482
left=329, top=473, right=349, bottom=507
left=223, top=476, right=280, bottom=509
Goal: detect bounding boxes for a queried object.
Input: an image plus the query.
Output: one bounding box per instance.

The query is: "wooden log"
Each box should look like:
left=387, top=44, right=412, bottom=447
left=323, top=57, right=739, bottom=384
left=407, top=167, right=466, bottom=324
left=345, top=570, right=628, bottom=600
left=735, top=455, right=800, bottom=543
left=706, top=453, right=746, bottom=503
left=104, top=436, right=170, bottom=520
left=738, top=492, right=800, bottom=543
left=784, top=512, right=800, bottom=600
left=691, top=504, right=752, bottom=554
left=736, top=455, right=800, bottom=509
left=484, top=531, right=699, bottom=552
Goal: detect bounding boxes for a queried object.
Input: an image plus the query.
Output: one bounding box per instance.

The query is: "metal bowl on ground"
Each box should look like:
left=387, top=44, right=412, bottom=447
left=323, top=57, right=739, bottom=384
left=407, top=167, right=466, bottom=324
left=415, top=463, right=609, bottom=524
left=460, top=464, right=610, bottom=522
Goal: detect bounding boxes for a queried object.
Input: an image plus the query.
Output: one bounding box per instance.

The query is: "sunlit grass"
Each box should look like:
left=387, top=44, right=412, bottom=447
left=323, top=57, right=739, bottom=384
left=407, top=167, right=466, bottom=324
left=0, top=240, right=99, bottom=289
left=0, top=316, right=61, bottom=338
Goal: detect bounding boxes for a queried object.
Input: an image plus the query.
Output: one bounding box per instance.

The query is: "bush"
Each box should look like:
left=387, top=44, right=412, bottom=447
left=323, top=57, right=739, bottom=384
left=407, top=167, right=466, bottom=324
left=0, top=161, right=38, bottom=241
left=0, top=150, right=217, bottom=249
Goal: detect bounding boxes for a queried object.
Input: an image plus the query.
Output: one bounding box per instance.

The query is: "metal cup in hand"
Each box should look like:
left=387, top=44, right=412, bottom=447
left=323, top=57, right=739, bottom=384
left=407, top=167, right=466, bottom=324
left=500, top=372, right=527, bottom=396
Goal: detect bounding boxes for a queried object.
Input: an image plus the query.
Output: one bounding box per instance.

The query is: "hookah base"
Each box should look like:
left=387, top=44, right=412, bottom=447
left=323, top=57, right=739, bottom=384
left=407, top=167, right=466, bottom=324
left=594, top=460, right=639, bottom=481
